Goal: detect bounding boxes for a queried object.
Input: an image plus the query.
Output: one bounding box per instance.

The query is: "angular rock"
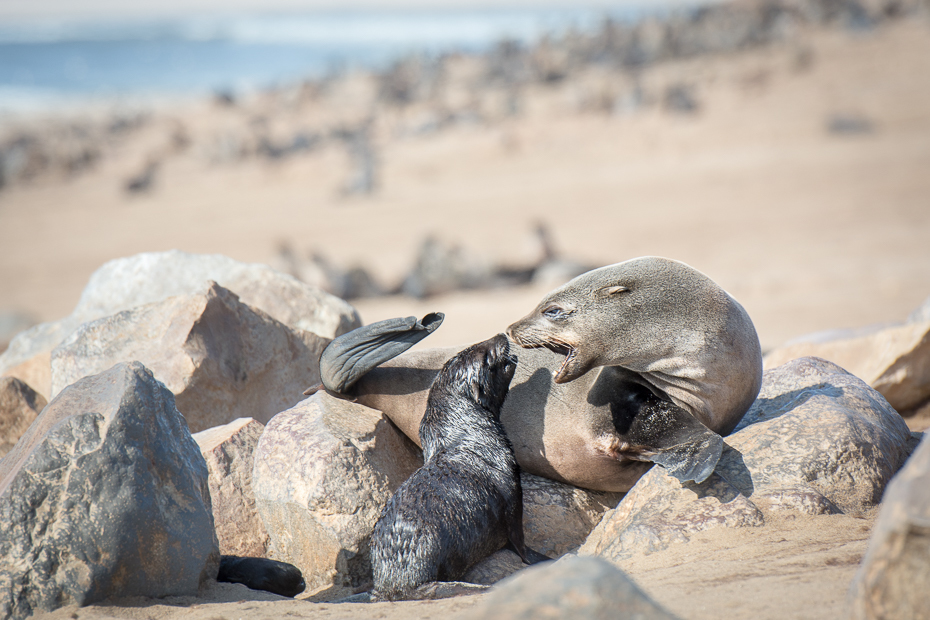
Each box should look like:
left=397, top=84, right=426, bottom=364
left=252, top=392, right=422, bottom=592
left=193, top=418, right=269, bottom=558
left=521, top=473, right=623, bottom=558
left=458, top=555, right=678, bottom=620
left=50, top=281, right=328, bottom=432
left=0, top=250, right=361, bottom=376
left=850, top=432, right=930, bottom=620
left=764, top=321, right=930, bottom=412
left=0, top=377, right=47, bottom=457
left=0, top=362, right=218, bottom=619
left=581, top=358, right=912, bottom=562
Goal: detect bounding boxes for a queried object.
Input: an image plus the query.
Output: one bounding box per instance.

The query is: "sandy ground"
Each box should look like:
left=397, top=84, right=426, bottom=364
left=4, top=15, right=930, bottom=620
left=34, top=510, right=875, bottom=620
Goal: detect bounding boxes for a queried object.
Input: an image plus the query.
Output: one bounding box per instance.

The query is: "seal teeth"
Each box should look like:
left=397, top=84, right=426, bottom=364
left=553, top=346, right=575, bottom=382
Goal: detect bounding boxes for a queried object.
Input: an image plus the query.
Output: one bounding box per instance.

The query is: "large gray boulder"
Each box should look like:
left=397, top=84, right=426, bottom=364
left=581, top=357, right=912, bottom=562
left=0, top=362, right=218, bottom=618
left=849, top=432, right=930, bottom=620
left=252, top=392, right=422, bottom=592
left=0, top=251, right=361, bottom=381
left=0, top=377, right=47, bottom=457
left=764, top=320, right=930, bottom=415
left=50, top=281, right=328, bottom=432
left=193, top=418, right=270, bottom=558
left=458, top=555, right=679, bottom=620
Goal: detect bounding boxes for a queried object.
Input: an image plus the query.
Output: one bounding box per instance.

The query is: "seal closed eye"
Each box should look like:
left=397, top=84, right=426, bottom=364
left=369, top=334, right=549, bottom=601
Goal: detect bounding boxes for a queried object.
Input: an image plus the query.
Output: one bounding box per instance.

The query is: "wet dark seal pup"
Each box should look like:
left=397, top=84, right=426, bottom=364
left=313, top=257, right=763, bottom=492
left=369, top=334, right=548, bottom=601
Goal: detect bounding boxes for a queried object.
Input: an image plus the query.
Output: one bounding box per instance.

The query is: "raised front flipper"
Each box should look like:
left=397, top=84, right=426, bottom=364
left=311, top=312, right=444, bottom=396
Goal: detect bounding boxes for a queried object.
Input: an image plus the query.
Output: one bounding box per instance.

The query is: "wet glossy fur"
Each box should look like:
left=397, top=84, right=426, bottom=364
left=369, top=334, right=534, bottom=601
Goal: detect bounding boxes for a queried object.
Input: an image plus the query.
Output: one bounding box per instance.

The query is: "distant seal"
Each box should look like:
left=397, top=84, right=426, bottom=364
left=315, top=257, right=763, bottom=492
left=369, top=334, right=548, bottom=601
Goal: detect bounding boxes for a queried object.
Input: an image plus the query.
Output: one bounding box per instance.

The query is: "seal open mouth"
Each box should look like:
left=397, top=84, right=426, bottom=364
left=545, top=341, right=577, bottom=384
left=508, top=329, right=576, bottom=383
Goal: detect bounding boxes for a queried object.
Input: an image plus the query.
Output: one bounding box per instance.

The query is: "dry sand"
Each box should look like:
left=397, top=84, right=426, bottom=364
left=4, top=15, right=930, bottom=620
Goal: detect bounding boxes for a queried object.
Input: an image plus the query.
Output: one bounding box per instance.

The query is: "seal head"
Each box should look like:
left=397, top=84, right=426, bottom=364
left=507, top=256, right=762, bottom=436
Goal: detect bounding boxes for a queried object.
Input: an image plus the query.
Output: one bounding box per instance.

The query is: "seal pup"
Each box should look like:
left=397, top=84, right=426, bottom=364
left=369, top=334, right=548, bottom=601
left=313, top=257, right=762, bottom=492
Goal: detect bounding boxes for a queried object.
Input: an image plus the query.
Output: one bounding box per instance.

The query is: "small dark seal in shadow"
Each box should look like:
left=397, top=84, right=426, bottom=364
left=217, top=555, right=306, bottom=598
left=369, top=333, right=549, bottom=601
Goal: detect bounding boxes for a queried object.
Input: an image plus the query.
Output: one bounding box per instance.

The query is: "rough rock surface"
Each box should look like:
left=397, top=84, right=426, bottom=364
left=764, top=320, right=930, bottom=413
left=252, top=393, right=422, bottom=593
left=0, top=362, right=218, bottom=619
left=193, top=418, right=270, bottom=558
left=850, top=432, right=930, bottom=620
left=461, top=549, right=527, bottom=586
left=581, top=357, right=912, bottom=562
left=458, top=555, right=678, bottom=620
left=0, top=250, right=361, bottom=378
left=50, top=281, right=328, bottom=432
left=0, top=377, right=47, bottom=457
left=521, top=473, right=623, bottom=558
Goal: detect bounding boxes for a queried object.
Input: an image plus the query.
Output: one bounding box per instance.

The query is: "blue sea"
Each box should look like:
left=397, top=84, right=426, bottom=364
left=0, top=7, right=668, bottom=114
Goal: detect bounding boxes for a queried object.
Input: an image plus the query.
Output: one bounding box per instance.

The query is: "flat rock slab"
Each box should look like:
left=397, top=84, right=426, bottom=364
left=0, top=362, right=218, bottom=619
left=50, top=281, right=328, bottom=432
left=193, top=417, right=270, bottom=558
left=581, top=357, right=912, bottom=562
left=764, top=320, right=930, bottom=413
left=850, top=432, right=930, bottom=620
left=0, top=250, right=361, bottom=393
left=458, top=555, right=678, bottom=620
left=0, top=376, right=47, bottom=457
left=252, top=392, right=423, bottom=593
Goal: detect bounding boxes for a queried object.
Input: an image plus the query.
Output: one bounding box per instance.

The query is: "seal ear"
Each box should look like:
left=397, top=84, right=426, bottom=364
left=595, top=285, right=628, bottom=298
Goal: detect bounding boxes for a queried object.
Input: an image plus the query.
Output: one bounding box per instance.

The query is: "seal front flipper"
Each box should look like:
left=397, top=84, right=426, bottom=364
left=643, top=428, right=723, bottom=484
left=313, top=312, right=444, bottom=395
left=627, top=402, right=724, bottom=484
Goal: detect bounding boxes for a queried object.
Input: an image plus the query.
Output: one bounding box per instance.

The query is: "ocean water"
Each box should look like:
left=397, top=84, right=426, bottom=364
left=0, top=7, right=663, bottom=113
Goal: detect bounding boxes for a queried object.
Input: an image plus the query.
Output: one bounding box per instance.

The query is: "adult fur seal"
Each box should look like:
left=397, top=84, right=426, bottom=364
left=369, top=334, right=547, bottom=601
left=315, top=257, right=762, bottom=492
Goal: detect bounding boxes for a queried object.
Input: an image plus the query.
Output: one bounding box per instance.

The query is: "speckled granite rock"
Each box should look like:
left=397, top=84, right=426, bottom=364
left=193, top=418, right=270, bottom=558
left=462, top=549, right=527, bottom=586
left=0, top=377, right=46, bottom=457
left=581, top=357, right=912, bottom=562
left=850, top=431, right=930, bottom=620
left=0, top=362, right=218, bottom=619
left=252, top=393, right=422, bottom=592
left=521, top=473, right=623, bottom=557
left=50, top=281, right=328, bottom=432
left=0, top=250, right=361, bottom=379
left=458, top=555, right=678, bottom=620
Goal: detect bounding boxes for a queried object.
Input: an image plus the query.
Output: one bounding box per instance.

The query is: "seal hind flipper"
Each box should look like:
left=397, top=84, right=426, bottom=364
left=318, top=312, right=444, bottom=394
left=217, top=555, right=306, bottom=598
